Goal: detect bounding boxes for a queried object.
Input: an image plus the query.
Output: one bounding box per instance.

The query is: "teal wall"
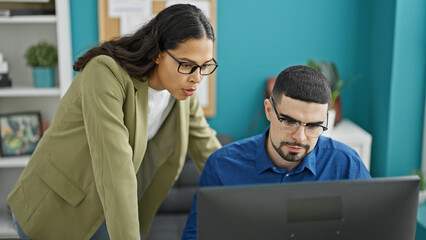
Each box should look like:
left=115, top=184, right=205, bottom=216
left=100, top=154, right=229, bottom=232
left=385, top=0, right=426, bottom=176
left=69, top=0, right=426, bottom=178
left=70, top=0, right=98, bottom=63
left=213, top=0, right=373, bottom=140
left=209, top=0, right=371, bottom=139
left=370, top=0, right=396, bottom=177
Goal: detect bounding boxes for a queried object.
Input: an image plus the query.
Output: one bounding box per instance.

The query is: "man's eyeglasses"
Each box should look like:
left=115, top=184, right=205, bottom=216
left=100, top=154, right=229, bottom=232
left=269, top=97, right=328, bottom=138
left=163, top=49, right=218, bottom=76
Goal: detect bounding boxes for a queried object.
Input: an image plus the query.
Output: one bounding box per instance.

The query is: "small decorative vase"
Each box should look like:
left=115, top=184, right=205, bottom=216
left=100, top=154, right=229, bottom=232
left=323, top=109, right=336, bottom=137
left=420, top=190, right=426, bottom=205
left=333, top=95, right=343, bottom=125
left=33, top=67, right=55, bottom=88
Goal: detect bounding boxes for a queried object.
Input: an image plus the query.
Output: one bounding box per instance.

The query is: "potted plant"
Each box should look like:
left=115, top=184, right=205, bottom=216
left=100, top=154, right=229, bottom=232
left=24, top=41, right=58, bottom=88
left=307, top=59, right=358, bottom=129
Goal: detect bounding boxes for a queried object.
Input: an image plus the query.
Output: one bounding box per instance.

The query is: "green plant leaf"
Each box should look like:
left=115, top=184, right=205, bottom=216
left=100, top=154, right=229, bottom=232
left=307, top=59, right=321, bottom=71
left=307, top=59, right=359, bottom=107
left=413, top=170, right=425, bottom=191
left=24, top=41, right=58, bottom=67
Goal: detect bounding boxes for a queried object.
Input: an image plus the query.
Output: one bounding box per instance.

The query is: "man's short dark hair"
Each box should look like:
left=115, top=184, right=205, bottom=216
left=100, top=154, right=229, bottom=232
left=271, top=65, right=331, bottom=104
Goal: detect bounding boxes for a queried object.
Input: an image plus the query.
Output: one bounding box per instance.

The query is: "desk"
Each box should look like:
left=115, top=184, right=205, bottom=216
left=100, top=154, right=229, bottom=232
left=325, top=119, right=372, bottom=171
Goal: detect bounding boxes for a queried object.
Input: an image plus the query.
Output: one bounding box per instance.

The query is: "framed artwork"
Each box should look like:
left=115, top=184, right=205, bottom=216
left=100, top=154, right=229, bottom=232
left=0, top=111, right=42, bottom=157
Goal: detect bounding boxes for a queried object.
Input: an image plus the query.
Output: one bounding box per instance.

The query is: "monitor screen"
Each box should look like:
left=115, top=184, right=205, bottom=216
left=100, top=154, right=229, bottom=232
left=197, top=176, right=420, bottom=240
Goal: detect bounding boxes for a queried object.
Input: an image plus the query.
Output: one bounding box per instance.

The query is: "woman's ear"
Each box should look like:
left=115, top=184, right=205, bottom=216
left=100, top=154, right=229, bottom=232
left=155, top=51, right=162, bottom=64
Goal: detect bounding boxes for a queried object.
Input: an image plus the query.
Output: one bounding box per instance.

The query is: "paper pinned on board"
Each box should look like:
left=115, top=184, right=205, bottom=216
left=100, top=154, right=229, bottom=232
left=108, top=0, right=153, bottom=36
left=197, top=76, right=209, bottom=107
left=166, top=0, right=210, bottom=19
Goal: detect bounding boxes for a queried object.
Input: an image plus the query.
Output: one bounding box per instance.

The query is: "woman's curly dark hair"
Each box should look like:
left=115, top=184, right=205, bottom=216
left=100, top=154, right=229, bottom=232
left=73, top=4, right=215, bottom=79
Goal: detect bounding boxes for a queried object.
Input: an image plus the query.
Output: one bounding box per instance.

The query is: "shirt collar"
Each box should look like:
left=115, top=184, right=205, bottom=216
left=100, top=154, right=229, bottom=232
left=255, top=128, right=273, bottom=175
left=255, top=127, right=318, bottom=176
left=295, top=149, right=317, bottom=176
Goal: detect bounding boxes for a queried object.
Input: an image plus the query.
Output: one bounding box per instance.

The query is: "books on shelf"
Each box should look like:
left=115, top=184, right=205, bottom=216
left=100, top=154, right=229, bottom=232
left=0, top=1, right=55, bottom=17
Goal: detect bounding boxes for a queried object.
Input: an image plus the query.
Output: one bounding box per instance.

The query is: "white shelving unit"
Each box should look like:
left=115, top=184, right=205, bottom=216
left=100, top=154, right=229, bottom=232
left=0, top=87, right=61, bottom=97
left=0, top=156, right=29, bottom=168
left=0, top=15, right=56, bottom=23
left=0, top=1, right=72, bottom=237
left=0, top=209, right=17, bottom=238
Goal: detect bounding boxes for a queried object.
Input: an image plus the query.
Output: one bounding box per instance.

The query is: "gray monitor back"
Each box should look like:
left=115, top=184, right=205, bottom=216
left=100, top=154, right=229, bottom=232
left=198, top=176, right=420, bottom=240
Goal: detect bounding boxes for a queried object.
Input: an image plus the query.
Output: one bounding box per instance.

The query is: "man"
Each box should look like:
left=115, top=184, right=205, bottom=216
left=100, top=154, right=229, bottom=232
left=181, top=65, right=371, bottom=239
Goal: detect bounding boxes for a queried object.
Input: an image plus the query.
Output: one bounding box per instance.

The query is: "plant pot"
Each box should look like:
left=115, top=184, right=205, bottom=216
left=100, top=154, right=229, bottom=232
left=33, top=67, right=55, bottom=88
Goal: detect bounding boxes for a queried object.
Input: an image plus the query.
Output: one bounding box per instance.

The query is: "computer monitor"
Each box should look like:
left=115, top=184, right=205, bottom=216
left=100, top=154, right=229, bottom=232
left=197, top=176, right=420, bottom=240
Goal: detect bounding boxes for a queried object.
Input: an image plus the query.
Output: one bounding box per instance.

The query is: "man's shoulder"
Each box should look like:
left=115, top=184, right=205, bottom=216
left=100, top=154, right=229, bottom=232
left=317, top=136, right=358, bottom=155
left=207, top=134, right=263, bottom=170
left=204, top=135, right=262, bottom=182
left=212, top=134, right=260, bottom=156
left=315, top=136, right=370, bottom=179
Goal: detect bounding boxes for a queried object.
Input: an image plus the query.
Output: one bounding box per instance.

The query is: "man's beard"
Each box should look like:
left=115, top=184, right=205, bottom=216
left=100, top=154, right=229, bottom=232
left=271, top=136, right=310, bottom=163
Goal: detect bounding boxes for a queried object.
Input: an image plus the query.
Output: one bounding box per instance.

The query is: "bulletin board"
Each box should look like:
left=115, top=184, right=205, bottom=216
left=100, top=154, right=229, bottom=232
left=98, top=0, right=217, bottom=117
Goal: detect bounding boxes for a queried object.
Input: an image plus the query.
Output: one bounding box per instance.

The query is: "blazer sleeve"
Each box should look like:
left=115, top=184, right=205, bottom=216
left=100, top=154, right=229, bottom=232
left=187, top=94, right=221, bottom=171
left=79, top=56, right=140, bottom=239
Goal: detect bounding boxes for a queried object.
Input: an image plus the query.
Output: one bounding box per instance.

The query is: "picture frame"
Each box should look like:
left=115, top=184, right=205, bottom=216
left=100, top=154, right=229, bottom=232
left=0, top=111, right=42, bottom=157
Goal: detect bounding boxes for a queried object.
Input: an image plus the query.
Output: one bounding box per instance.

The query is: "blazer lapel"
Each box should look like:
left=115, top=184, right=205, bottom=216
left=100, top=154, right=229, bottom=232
left=136, top=100, right=179, bottom=195
left=132, top=78, right=148, bottom=171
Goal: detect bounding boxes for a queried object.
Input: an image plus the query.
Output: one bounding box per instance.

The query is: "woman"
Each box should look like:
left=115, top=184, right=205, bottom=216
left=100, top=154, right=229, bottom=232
left=8, top=4, right=221, bottom=240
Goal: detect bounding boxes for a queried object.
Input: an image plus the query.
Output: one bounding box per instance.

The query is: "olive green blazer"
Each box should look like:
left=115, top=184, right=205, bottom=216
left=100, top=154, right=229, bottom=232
left=8, top=55, right=221, bottom=240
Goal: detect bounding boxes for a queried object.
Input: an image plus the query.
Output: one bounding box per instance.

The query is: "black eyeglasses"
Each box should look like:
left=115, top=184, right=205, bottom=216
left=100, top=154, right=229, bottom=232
left=163, top=49, right=218, bottom=76
left=269, top=97, right=328, bottom=138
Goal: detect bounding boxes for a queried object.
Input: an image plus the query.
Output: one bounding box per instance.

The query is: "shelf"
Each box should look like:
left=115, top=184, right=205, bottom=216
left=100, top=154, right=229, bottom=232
left=0, top=15, right=56, bottom=24
left=0, top=156, right=29, bottom=168
left=0, top=210, right=17, bottom=237
left=0, top=87, right=61, bottom=97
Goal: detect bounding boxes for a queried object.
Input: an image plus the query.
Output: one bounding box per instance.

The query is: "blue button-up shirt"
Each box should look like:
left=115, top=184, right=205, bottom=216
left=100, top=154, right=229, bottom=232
left=181, top=128, right=371, bottom=239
